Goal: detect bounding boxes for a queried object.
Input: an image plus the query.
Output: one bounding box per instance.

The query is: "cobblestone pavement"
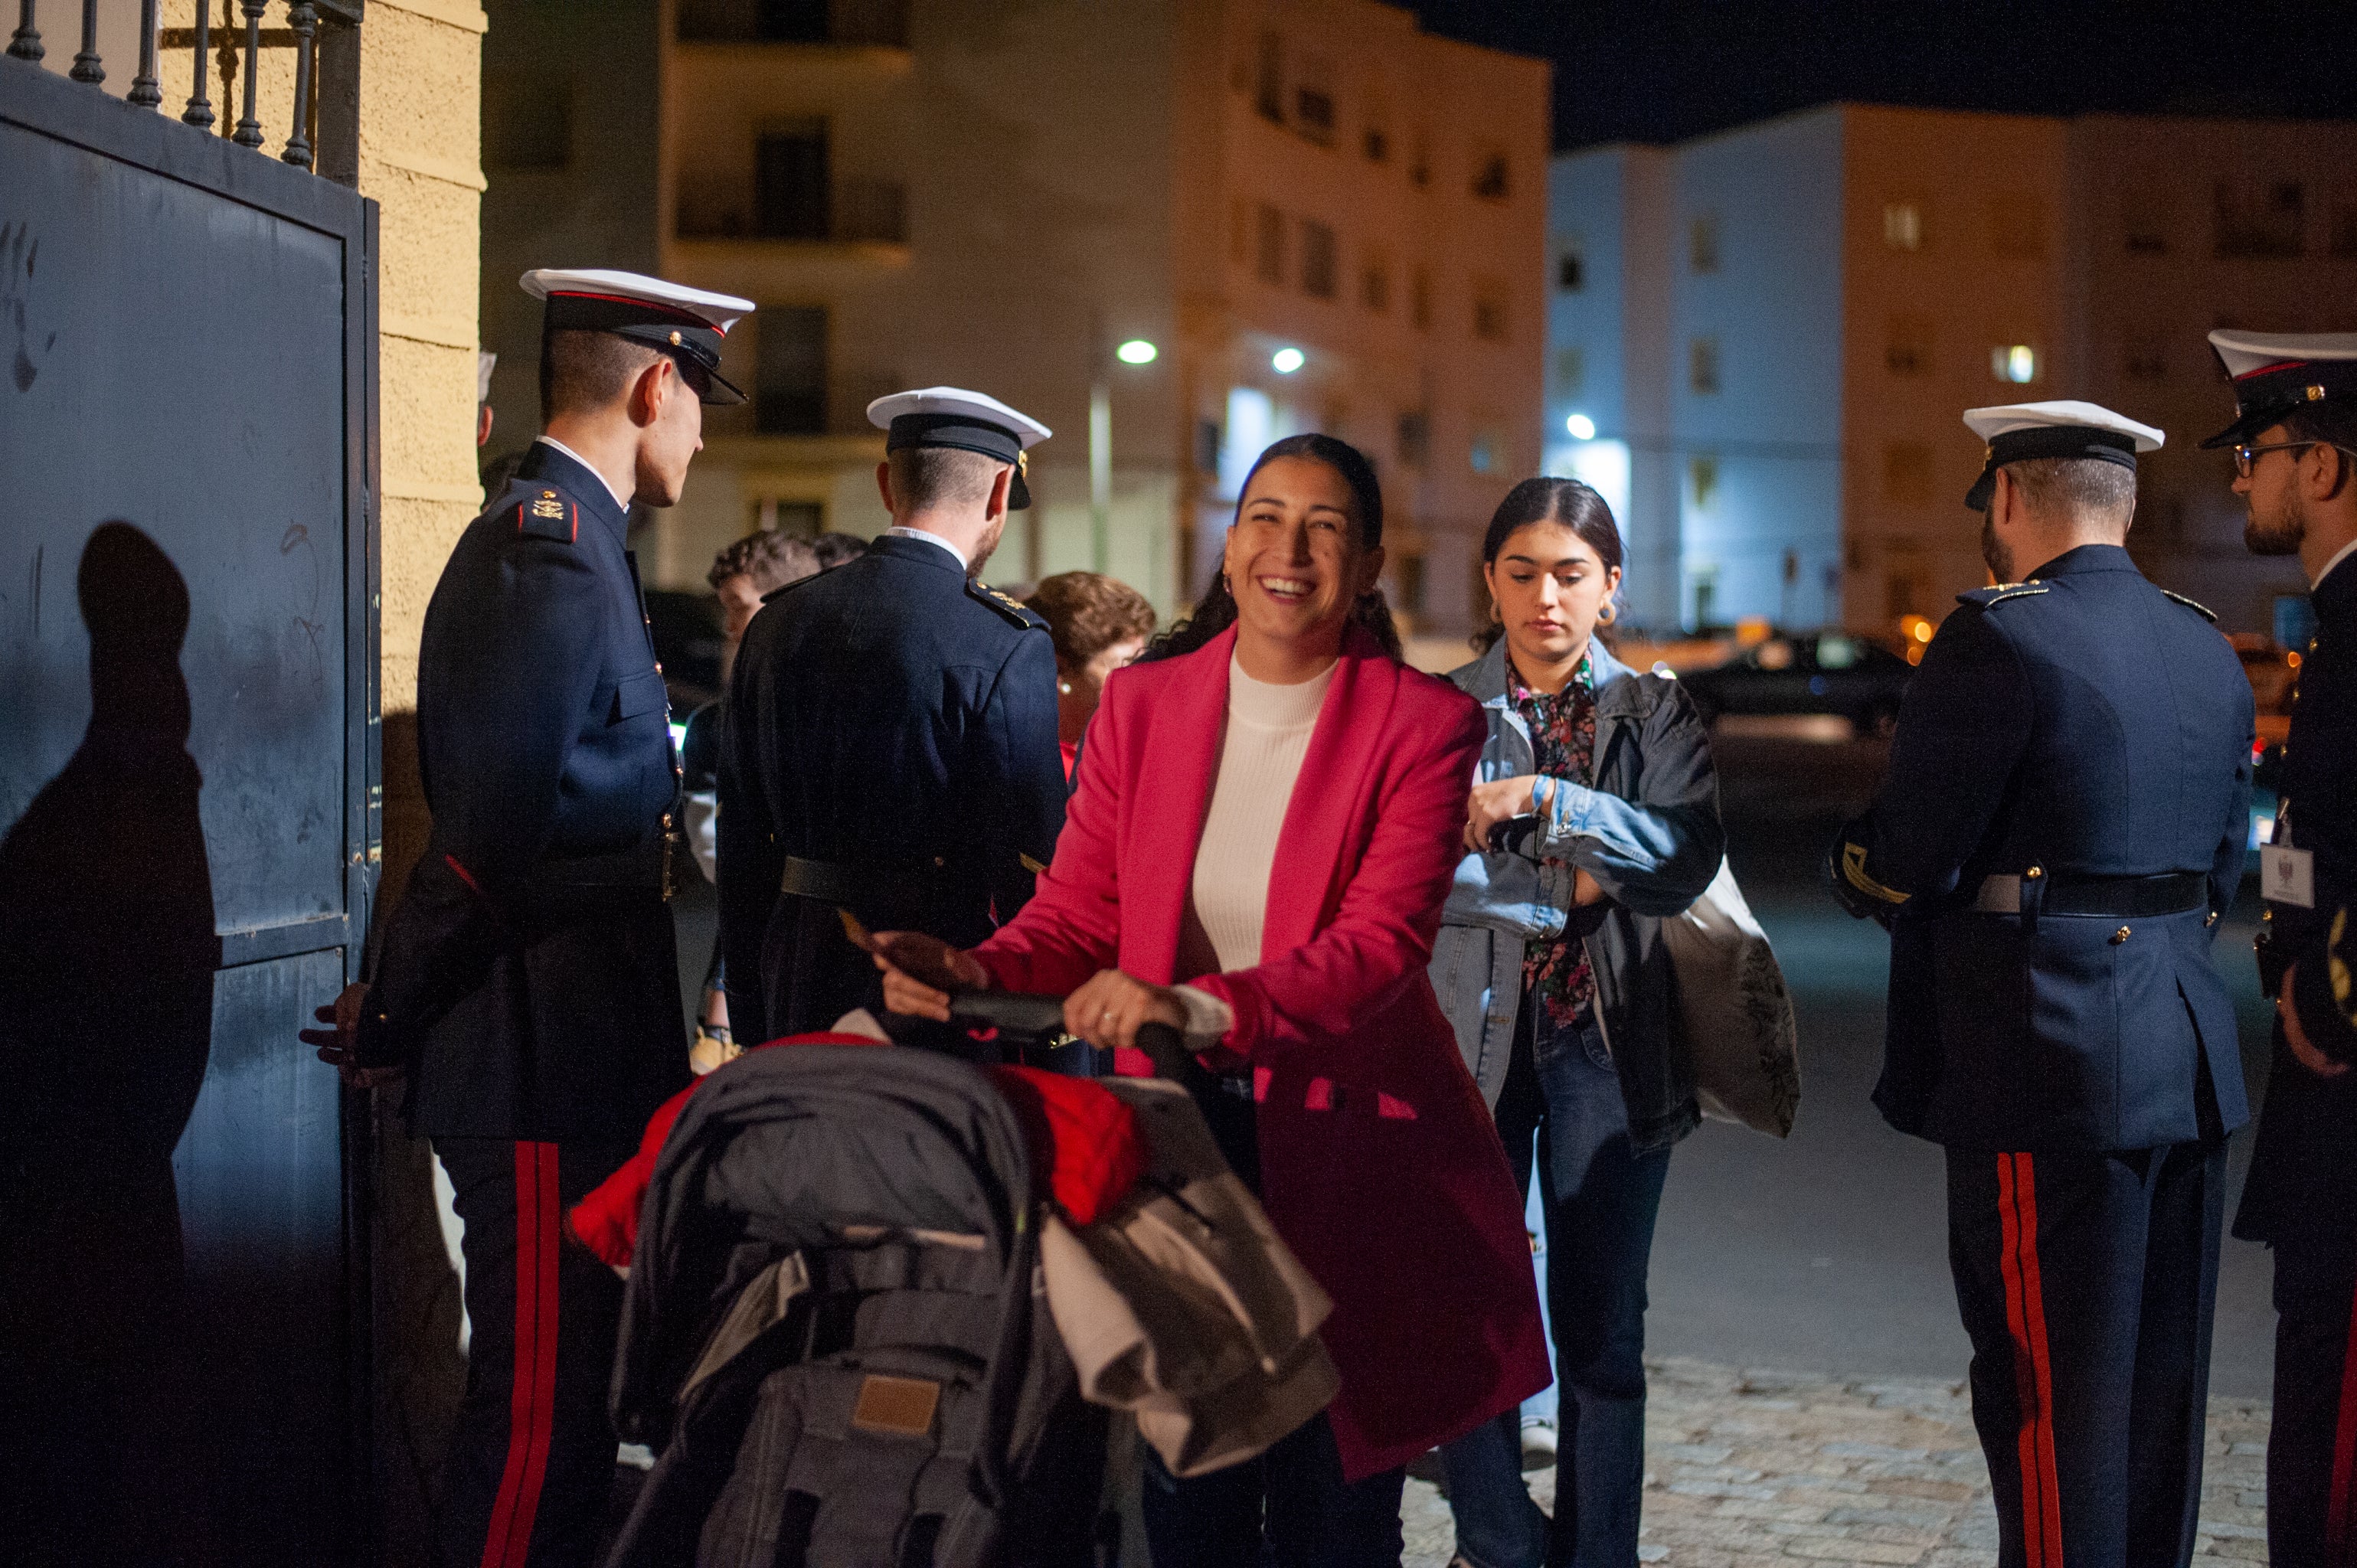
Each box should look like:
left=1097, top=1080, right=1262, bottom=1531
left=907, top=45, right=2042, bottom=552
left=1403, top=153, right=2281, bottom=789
left=1401, top=1356, right=2271, bottom=1566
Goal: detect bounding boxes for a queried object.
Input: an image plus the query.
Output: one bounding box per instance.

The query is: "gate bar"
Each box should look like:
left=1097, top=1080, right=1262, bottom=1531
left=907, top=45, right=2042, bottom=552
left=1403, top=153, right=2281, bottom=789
left=182, top=0, right=213, bottom=126
left=6, top=1, right=38, bottom=61
left=231, top=0, right=263, bottom=147
left=282, top=1, right=314, bottom=165
left=129, top=0, right=161, bottom=106
left=68, top=0, right=96, bottom=82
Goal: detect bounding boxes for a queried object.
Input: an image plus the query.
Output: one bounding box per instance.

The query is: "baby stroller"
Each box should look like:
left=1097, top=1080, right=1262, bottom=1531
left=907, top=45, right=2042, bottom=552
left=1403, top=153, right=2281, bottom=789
left=600, top=1011, right=1122, bottom=1568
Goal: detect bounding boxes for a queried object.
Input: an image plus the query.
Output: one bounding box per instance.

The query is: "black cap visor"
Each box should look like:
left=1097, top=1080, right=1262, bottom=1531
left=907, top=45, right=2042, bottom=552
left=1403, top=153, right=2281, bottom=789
left=1965, top=426, right=2139, bottom=511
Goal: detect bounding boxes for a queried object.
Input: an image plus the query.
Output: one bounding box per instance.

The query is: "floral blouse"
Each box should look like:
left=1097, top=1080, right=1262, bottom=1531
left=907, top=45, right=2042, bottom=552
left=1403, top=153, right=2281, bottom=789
left=1508, top=651, right=1598, bottom=1034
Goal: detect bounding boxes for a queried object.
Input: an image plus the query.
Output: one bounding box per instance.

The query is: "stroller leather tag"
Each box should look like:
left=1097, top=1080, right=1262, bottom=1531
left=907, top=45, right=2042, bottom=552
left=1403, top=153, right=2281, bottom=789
left=852, top=1374, right=941, bottom=1436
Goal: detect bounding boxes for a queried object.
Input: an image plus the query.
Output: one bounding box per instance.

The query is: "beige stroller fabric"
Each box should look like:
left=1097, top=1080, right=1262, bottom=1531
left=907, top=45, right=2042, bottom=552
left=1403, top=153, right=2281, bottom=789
left=1038, top=1076, right=1339, bottom=1478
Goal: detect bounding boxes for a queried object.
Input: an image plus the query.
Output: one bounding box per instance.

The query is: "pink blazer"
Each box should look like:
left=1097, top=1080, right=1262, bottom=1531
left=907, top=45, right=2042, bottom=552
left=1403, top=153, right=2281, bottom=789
left=975, top=625, right=1549, bottom=1480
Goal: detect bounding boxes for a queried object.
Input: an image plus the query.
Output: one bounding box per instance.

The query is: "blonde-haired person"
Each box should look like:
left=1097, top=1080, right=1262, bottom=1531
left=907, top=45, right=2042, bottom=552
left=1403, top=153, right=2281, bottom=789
left=1435, top=477, right=1724, bottom=1568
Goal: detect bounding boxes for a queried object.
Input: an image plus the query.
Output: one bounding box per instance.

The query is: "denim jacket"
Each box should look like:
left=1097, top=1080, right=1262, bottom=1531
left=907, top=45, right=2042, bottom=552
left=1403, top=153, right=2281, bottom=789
left=1430, top=638, right=1725, bottom=1151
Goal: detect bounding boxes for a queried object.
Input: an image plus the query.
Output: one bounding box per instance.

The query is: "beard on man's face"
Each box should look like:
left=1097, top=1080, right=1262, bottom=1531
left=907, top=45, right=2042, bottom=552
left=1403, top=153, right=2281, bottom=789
left=966, top=512, right=1008, bottom=579
left=1979, top=512, right=2014, bottom=583
left=2244, top=492, right=2303, bottom=557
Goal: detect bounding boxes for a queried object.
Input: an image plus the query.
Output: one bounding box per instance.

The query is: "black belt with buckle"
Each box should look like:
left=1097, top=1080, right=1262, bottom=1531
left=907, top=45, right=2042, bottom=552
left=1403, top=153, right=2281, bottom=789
left=1971, top=870, right=2205, bottom=917
left=780, top=854, right=951, bottom=910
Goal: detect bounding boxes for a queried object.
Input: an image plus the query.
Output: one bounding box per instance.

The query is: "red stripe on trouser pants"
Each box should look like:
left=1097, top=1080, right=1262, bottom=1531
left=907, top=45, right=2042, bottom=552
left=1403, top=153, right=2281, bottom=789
left=479, top=1142, right=561, bottom=1568
left=1996, top=1152, right=2065, bottom=1568
left=2327, top=1266, right=2357, bottom=1559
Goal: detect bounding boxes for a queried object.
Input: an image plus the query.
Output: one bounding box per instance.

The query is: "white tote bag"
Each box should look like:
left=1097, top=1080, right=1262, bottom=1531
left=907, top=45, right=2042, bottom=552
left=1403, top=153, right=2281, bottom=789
left=1662, top=858, right=1801, bottom=1137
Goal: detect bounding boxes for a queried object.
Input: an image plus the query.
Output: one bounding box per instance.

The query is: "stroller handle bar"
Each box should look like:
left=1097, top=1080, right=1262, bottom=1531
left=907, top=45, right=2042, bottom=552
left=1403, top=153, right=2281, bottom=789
left=946, top=991, right=1196, bottom=1082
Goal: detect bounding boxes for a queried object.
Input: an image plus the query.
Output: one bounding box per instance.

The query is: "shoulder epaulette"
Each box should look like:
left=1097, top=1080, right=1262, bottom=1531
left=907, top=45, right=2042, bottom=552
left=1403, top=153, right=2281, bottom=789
left=1957, top=582, right=2050, bottom=609
left=967, top=580, right=1044, bottom=629
left=514, top=486, right=578, bottom=544
left=2159, top=588, right=2218, bottom=622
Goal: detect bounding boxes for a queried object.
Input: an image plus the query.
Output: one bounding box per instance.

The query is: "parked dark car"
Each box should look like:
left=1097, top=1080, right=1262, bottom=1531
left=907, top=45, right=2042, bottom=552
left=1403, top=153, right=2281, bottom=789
left=1680, top=632, right=1914, bottom=737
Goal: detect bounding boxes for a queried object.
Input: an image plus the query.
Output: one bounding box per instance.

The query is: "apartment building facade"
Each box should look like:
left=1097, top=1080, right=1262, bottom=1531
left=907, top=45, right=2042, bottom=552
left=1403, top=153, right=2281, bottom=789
left=1548, top=104, right=2357, bottom=637
left=479, top=0, right=1548, bottom=629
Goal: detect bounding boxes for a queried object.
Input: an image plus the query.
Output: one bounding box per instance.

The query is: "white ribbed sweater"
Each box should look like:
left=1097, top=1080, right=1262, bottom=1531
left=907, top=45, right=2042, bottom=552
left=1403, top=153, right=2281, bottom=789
left=1189, top=653, right=1336, bottom=971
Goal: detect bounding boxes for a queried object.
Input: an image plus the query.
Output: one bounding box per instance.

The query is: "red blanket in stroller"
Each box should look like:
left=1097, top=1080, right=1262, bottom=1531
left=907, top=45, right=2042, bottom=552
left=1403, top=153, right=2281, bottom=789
left=569, top=1032, right=1147, bottom=1269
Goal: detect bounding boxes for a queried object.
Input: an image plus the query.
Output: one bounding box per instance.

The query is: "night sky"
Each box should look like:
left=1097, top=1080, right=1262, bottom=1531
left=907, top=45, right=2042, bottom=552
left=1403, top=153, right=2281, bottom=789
left=1412, top=1, right=2357, bottom=150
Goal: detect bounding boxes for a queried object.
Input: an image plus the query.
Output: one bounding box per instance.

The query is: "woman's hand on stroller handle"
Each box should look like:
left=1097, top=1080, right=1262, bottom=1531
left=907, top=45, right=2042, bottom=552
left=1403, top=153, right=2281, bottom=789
left=1064, top=969, right=1189, bottom=1056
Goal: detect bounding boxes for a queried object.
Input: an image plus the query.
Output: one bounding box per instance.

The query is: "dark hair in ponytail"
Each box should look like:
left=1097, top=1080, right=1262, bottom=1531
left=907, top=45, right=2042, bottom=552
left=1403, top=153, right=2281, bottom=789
left=1139, top=432, right=1403, bottom=663
left=1470, top=476, right=1626, bottom=654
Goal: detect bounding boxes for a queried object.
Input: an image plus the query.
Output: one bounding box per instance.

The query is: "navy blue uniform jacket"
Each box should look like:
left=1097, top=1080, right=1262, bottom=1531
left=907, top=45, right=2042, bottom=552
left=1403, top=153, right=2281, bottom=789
left=1849, top=544, right=2253, bottom=1152
left=2237, top=555, right=2357, bottom=1243
left=363, top=442, right=689, bottom=1141
left=715, top=534, right=1064, bottom=1047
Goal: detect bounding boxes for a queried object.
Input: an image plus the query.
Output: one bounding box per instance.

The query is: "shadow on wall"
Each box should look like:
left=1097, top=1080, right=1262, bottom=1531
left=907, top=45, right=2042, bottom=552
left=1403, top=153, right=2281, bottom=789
left=0, top=521, right=218, bottom=1564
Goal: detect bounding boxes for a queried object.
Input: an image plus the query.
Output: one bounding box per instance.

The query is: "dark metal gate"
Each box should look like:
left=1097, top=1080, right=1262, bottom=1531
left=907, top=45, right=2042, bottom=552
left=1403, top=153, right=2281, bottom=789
left=0, top=10, right=378, bottom=1563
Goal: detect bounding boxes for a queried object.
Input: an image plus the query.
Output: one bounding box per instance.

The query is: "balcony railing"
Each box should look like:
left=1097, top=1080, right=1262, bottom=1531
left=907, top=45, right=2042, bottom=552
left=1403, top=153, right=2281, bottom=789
left=677, top=0, right=908, bottom=47
left=675, top=176, right=907, bottom=245
left=9, top=0, right=363, bottom=182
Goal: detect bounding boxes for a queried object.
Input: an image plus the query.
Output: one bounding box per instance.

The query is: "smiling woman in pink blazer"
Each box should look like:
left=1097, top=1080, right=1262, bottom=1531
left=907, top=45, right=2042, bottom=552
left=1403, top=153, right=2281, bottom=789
left=878, top=435, right=1547, bottom=1566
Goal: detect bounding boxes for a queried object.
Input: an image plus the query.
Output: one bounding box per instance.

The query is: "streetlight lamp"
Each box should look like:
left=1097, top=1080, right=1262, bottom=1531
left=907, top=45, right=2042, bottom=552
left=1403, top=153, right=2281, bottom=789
left=1271, top=346, right=1305, bottom=374
left=1090, top=323, right=1159, bottom=572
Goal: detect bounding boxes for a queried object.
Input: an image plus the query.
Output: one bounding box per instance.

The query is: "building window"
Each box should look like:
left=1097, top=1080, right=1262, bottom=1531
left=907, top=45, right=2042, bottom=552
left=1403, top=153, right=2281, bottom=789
left=1293, top=54, right=1335, bottom=145
left=2332, top=188, right=2357, bottom=258
left=1555, top=238, right=1584, bottom=292
left=1991, top=343, right=2038, bottom=384
left=1552, top=347, right=1585, bottom=399
left=754, top=119, right=829, bottom=240
left=1883, top=201, right=1922, bottom=250
left=1363, top=119, right=1389, bottom=163
left=485, top=70, right=571, bottom=168
left=1396, top=410, right=1430, bottom=468
left=1254, top=31, right=1284, bottom=123
left=1254, top=204, right=1286, bottom=286
left=1882, top=442, right=1934, bottom=508
left=1885, top=315, right=1933, bottom=377
left=1300, top=220, right=1339, bottom=299
left=2125, top=336, right=2168, bottom=381
left=1408, top=130, right=1431, bottom=190
left=2123, top=188, right=2171, bottom=255
left=1394, top=553, right=1426, bottom=616
left=1472, top=149, right=1510, bottom=202
left=1988, top=192, right=2045, bottom=258
left=755, top=305, right=827, bottom=435
left=1230, top=198, right=1250, bottom=266
left=1472, top=279, right=1508, bottom=342
left=751, top=498, right=825, bottom=535
left=1469, top=427, right=1504, bottom=474
left=1359, top=250, right=1391, bottom=313
left=1411, top=266, right=1432, bottom=330
left=1688, top=336, right=1721, bottom=395
left=1692, top=568, right=1719, bottom=628
left=1688, top=213, right=1720, bottom=273
left=1688, top=454, right=1719, bottom=511
left=2216, top=180, right=2305, bottom=258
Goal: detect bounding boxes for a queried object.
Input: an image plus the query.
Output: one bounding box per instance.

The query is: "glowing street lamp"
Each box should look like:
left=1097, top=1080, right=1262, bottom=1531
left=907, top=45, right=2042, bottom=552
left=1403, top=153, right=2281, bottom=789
left=1565, top=412, right=1596, bottom=440
left=1116, top=338, right=1158, bottom=365
left=1271, top=346, right=1305, bottom=374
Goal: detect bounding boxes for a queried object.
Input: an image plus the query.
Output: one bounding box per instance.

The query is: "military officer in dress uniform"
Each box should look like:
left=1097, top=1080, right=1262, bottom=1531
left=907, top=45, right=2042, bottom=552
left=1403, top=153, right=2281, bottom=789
left=717, top=387, right=1066, bottom=1048
left=2209, top=332, right=2357, bottom=1568
left=306, top=268, right=749, bottom=1566
left=1829, top=400, right=2254, bottom=1568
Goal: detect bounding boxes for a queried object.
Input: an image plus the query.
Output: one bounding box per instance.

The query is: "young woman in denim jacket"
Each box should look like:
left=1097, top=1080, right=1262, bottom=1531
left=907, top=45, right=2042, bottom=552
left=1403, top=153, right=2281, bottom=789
left=1433, top=478, right=1724, bottom=1568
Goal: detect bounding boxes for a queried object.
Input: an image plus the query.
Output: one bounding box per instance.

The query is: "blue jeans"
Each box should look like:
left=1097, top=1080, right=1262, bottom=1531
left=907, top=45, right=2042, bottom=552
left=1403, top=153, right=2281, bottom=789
left=1441, top=1004, right=1671, bottom=1568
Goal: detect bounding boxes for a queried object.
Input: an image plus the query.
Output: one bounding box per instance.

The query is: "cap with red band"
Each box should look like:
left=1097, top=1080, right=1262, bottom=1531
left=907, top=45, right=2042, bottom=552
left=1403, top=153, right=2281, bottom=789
left=2202, top=330, right=2357, bottom=449
left=521, top=268, right=756, bottom=407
